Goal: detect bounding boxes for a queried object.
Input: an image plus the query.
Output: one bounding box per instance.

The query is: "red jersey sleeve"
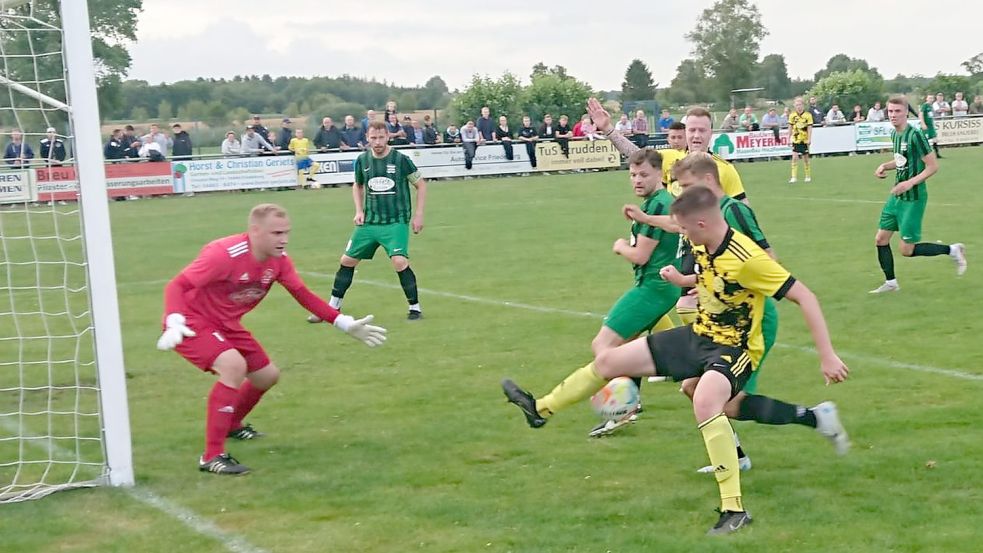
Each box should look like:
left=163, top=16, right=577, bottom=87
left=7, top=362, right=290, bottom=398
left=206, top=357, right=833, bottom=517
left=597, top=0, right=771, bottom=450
left=161, top=243, right=227, bottom=322
left=276, top=254, right=340, bottom=324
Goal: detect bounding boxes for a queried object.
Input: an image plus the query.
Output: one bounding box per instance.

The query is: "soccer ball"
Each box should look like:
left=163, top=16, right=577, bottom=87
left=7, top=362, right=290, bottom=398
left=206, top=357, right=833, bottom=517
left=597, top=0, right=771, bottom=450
left=590, top=377, right=640, bottom=420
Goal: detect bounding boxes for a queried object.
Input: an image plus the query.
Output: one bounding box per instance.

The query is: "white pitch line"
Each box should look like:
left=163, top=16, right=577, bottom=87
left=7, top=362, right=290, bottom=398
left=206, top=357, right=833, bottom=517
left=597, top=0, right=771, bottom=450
left=774, top=196, right=961, bottom=208
left=0, top=418, right=269, bottom=553
left=297, top=270, right=983, bottom=383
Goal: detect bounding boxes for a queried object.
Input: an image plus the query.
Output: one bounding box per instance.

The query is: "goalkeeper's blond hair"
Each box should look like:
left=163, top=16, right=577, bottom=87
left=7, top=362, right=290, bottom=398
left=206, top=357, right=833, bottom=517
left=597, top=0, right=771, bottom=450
left=249, top=203, right=288, bottom=225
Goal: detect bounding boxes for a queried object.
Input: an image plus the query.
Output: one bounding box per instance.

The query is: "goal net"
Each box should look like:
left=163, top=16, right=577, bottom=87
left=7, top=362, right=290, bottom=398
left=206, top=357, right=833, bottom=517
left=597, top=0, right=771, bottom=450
left=0, top=0, right=132, bottom=502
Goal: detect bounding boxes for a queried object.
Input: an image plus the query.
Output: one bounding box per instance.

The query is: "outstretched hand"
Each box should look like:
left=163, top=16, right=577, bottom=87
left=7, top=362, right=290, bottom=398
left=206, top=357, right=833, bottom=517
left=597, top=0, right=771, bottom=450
left=586, top=98, right=612, bottom=133
left=335, top=314, right=387, bottom=347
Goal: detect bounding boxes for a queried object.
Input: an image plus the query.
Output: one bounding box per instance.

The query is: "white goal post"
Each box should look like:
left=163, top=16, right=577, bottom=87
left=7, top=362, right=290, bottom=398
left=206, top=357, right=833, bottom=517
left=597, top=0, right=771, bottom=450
left=1, top=0, right=133, bottom=501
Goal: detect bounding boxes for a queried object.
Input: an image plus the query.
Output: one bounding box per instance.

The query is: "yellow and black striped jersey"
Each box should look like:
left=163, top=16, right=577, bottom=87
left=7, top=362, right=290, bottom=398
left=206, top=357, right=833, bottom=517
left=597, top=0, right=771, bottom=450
left=663, top=149, right=747, bottom=201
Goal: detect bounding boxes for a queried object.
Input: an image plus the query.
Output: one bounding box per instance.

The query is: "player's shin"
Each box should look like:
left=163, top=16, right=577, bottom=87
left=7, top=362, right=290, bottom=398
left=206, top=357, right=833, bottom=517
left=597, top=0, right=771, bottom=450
left=877, top=244, right=896, bottom=281
left=230, top=381, right=267, bottom=431
left=699, top=414, right=743, bottom=512
left=736, top=394, right=817, bottom=427
left=331, top=265, right=356, bottom=306
left=397, top=266, right=419, bottom=307
left=911, top=243, right=951, bottom=257
left=536, top=362, right=607, bottom=417
left=205, top=382, right=240, bottom=460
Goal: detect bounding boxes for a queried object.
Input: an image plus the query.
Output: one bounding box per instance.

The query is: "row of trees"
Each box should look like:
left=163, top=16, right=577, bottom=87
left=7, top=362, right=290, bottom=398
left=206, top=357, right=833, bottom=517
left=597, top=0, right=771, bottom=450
left=618, top=0, right=983, bottom=109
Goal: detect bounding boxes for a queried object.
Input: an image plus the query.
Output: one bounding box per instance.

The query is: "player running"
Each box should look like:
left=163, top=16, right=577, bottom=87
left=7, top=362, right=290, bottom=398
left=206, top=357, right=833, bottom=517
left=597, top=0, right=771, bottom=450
left=788, top=97, right=813, bottom=183
left=870, top=97, right=966, bottom=294
left=503, top=186, right=849, bottom=535
left=917, top=94, right=943, bottom=159
left=308, top=120, right=427, bottom=321
left=157, top=204, right=387, bottom=475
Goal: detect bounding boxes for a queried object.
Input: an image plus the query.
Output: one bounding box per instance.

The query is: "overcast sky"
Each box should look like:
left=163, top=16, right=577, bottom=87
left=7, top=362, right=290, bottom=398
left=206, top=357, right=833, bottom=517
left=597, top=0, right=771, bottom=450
left=128, top=0, right=982, bottom=90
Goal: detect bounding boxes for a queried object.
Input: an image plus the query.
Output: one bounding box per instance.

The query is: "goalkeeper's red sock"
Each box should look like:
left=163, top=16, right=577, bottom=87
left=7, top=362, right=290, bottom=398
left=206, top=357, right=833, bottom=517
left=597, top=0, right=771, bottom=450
left=230, top=380, right=267, bottom=430
left=204, top=382, right=239, bottom=461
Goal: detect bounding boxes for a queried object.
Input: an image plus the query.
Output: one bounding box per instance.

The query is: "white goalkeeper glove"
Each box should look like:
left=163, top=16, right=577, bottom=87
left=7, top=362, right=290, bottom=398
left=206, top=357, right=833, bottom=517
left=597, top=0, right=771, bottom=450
left=156, top=313, right=196, bottom=351
left=332, top=314, right=387, bottom=347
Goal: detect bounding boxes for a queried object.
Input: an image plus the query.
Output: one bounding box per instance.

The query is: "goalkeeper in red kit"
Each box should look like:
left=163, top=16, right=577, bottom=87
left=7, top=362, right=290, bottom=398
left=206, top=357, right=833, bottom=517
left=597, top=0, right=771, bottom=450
left=157, top=203, right=387, bottom=475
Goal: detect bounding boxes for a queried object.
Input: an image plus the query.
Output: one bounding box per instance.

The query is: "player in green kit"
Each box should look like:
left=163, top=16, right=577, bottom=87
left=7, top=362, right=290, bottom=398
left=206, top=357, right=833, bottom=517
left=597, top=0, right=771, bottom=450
left=917, top=94, right=943, bottom=159
left=588, top=148, right=680, bottom=437
left=870, top=97, right=966, bottom=294
left=307, top=120, right=427, bottom=320
left=501, top=148, right=680, bottom=435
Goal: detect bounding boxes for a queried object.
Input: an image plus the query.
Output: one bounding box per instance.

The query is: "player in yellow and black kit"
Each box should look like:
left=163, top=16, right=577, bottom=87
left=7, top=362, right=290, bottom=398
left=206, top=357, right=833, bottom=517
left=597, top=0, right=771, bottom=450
left=788, top=96, right=813, bottom=183
left=501, top=185, right=850, bottom=535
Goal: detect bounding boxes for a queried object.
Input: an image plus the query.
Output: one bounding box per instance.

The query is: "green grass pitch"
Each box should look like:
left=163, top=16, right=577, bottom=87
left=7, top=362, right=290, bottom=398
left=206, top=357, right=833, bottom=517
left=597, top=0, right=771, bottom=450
left=2, top=147, right=982, bottom=552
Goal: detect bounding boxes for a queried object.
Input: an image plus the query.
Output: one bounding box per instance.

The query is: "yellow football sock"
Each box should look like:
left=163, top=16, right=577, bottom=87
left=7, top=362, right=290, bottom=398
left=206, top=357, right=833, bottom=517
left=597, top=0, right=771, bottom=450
left=791, top=163, right=798, bottom=180
left=676, top=306, right=697, bottom=326
left=699, top=414, right=744, bottom=512
left=651, top=315, right=675, bottom=333
left=804, top=163, right=811, bottom=178
left=536, top=362, right=607, bottom=417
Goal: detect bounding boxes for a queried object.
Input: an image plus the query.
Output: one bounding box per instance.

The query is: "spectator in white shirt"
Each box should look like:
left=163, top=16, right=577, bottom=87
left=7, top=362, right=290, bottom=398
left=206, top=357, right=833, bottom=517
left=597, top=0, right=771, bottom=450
left=932, top=93, right=951, bottom=118
left=221, top=131, right=241, bottom=155
left=951, top=92, right=969, bottom=117
left=867, top=101, right=885, bottom=122
left=825, top=104, right=846, bottom=125
left=614, top=114, right=633, bottom=135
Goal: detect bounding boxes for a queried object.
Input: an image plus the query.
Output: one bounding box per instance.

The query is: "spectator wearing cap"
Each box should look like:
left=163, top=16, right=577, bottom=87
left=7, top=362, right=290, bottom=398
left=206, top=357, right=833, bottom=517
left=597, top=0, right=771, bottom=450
left=141, top=123, right=172, bottom=157
left=314, top=116, right=342, bottom=151
left=951, top=92, right=969, bottom=117
left=221, top=131, right=241, bottom=156
left=339, top=115, right=366, bottom=150
left=277, top=118, right=293, bottom=149
left=39, top=127, right=66, bottom=166
left=171, top=123, right=193, bottom=160
left=5, top=129, right=35, bottom=167
left=250, top=115, right=268, bottom=143
left=241, top=125, right=274, bottom=155
left=122, top=124, right=141, bottom=158
left=104, top=129, right=126, bottom=161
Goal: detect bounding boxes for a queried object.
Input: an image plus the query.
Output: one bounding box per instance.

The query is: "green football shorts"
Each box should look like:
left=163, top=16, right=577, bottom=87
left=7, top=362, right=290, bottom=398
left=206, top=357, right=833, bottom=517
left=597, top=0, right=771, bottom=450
left=878, top=195, right=926, bottom=243
left=345, top=223, right=410, bottom=259
left=604, top=284, right=678, bottom=340
left=743, top=297, right=778, bottom=395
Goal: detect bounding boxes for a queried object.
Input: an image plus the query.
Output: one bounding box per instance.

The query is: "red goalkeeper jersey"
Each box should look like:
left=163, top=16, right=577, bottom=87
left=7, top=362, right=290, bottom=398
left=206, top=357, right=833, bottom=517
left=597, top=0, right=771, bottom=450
left=163, top=232, right=338, bottom=328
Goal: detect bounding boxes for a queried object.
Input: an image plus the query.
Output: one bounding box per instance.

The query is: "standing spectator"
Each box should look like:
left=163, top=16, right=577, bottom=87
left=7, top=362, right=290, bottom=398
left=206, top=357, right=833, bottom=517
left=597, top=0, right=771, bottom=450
left=460, top=120, right=480, bottom=170
left=779, top=107, right=790, bottom=129
left=141, top=123, right=172, bottom=157
left=121, top=124, right=141, bottom=159
left=39, top=127, right=66, bottom=165
left=314, top=117, right=342, bottom=151
left=171, top=123, right=193, bottom=160
left=738, top=106, right=759, bottom=131
left=970, top=95, right=983, bottom=115
left=384, top=100, right=397, bottom=121
left=555, top=115, right=573, bottom=158
left=932, top=93, right=950, bottom=118
left=265, top=130, right=279, bottom=154
left=494, top=115, right=514, bottom=160
left=361, top=110, right=376, bottom=133
left=104, top=129, right=126, bottom=161
left=250, top=115, right=269, bottom=143
left=720, top=108, right=739, bottom=132
left=518, top=115, right=538, bottom=169
left=951, top=92, right=969, bottom=117
left=409, top=120, right=426, bottom=146
left=386, top=113, right=407, bottom=145
left=288, top=128, right=316, bottom=184
left=422, top=115, right=438, bottom=145
left=657, top=109, right=674, bottom=131
left=538, top=113, right=556, bottom=144
left=221, top=131, right=241, bottom=156
left=614, top=114, right=633, bottom=135
left=631, top=109, right=648, bottom=147
left=850, top=105, right=865, bottom=123
left=761, top=108, right=780, bottom=140
left=277, top=118, right=293, bottom=149
left=867, top=101, right=886, bottom=122
left=808, top=96, right=825, bottom=125
left=5, top=129, right=35, bottom=167
left=444, top=123, right=461, bottom=144
left=340, top=115, right=366, bottom=150
left=825, top=105, right=846, bottom=125
left=476, top=106, right=494, bottom=142
left=241, top=125, right=274, bottom=155
left=400, top=116, right=415, bottom=146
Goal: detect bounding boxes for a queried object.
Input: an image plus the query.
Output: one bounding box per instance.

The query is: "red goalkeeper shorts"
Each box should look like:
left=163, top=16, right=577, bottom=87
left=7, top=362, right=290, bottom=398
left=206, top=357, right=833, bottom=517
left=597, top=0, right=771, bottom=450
left=174, top=314, right=270, bottom=373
